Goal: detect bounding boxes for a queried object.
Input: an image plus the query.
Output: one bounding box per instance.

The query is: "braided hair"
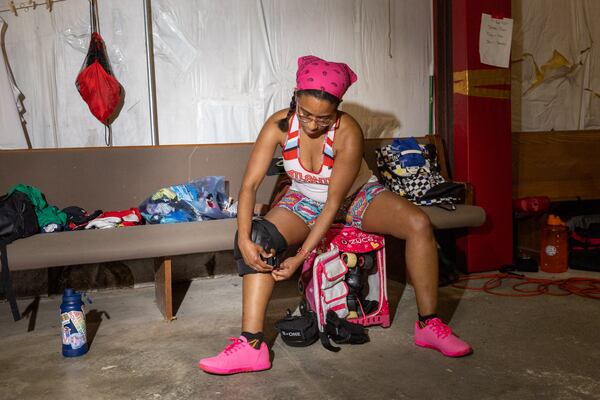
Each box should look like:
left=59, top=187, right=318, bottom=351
left=277, top=89, right=341, bottom=132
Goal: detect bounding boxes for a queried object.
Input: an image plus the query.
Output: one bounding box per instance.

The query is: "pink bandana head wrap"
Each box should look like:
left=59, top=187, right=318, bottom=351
left=295, top=55, right=358, bottom=100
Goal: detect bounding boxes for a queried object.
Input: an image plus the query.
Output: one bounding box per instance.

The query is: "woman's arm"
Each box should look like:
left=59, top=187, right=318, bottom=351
left=272, top=114, right=364, bottom=280
left=238, top=111, right=286, bottom=272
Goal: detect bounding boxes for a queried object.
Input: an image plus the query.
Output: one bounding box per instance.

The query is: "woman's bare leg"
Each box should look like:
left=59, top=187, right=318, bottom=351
left=241, top=207, right=310, bottom=332
left=360, top=191, right=438, bottom=316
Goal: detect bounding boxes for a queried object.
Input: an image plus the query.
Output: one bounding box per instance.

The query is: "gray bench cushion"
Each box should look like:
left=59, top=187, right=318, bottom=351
left=7, top=204, right=484, bottom=272
left=7, top=219, right=237, bottom=271
left=421, top=204, right=485, bottom=230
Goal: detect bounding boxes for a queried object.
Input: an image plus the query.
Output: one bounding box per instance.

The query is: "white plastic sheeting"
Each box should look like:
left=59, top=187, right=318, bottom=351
left=511, top=0, right=600, bottom=131
left=152, top=0, right=432, bottom=144
left=0, top=16, right=27, bottom=148
left=0, top=0, right=432, bottom=148
left=0, top=0, right=151, bottom=148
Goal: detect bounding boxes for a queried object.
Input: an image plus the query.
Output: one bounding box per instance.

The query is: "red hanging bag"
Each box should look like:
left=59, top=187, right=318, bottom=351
left=75, top=0, right=122, bottom=125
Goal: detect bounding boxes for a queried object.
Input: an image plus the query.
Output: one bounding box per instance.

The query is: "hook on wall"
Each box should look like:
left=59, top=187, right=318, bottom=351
left=4, top=0, right=55, bottom=16
left=9, top=1, right=17, bottom=16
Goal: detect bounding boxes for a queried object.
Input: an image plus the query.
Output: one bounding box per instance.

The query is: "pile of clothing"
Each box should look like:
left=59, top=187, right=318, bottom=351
left=7, top=184, right=144, bottom=233
left=63, top=207, right=142, bottom=231
left=138, top=176, right=236, bottom=224
left=4, top=176, right=237, bottom=237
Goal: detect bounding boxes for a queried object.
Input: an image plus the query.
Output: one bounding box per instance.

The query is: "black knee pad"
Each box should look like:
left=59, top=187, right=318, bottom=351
left=234, top=217, right=288, bottom=276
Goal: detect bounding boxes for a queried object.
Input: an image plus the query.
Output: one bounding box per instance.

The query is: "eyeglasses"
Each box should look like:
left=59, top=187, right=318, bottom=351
left=296, top=105, right=336, bottom=128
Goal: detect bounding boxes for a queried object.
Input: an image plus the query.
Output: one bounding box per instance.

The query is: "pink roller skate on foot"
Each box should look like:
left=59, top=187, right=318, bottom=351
left=414, top=318, right=472, bottom=357
left=198, top=336, right=271, bottom=375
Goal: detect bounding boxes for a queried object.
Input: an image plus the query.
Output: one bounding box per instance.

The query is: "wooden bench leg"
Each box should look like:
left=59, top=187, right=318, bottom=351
left=155, top=258, right=175, bottom=321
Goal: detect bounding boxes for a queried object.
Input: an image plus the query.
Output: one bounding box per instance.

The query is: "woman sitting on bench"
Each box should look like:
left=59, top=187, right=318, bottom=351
left=199, top=55, right=472, bottom=375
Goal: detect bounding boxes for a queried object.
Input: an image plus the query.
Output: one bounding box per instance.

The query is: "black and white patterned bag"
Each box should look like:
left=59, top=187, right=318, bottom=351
left=375, top=138, right=464, bottom=207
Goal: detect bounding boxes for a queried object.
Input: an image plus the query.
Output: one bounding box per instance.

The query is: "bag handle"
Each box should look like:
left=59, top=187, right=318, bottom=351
left=319, top=332, right=340, bottom=352
left=89, top=0, right=100, bottom=34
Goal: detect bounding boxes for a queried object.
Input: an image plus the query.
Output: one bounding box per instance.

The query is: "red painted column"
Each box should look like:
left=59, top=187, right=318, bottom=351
left=452, top=0, right=512, bottom=272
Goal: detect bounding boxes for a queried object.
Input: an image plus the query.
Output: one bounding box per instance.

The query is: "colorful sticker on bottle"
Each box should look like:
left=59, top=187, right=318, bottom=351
left=545, top=245, right=557, bottom=257
left=61, top=311, right=87, bottom=349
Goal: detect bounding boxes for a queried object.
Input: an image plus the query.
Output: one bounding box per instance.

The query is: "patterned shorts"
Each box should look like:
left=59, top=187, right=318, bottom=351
left=274, top=178, right=386, bottom=230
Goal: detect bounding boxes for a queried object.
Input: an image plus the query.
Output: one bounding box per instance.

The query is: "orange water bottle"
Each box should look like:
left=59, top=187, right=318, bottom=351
left=540, top=215, right=568, bottom=273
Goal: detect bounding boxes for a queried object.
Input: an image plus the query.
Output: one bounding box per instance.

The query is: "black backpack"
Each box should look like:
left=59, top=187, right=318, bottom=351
left=0, top=191, right=39, bottom=321
left=274, top=304, right=319, bottom=348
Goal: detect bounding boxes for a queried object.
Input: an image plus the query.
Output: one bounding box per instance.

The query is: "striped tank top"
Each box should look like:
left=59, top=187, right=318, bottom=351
left=282, top=113, right=372, bottom=203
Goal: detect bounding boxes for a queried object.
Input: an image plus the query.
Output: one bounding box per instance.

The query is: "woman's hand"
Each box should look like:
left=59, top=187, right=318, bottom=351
left=239, top=238, right=274, bottom=272
left=272, top=254, right=305, bottom=281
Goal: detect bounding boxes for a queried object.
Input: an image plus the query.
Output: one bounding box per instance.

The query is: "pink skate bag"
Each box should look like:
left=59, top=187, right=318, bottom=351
left=299, top=224, right=391, bottom=337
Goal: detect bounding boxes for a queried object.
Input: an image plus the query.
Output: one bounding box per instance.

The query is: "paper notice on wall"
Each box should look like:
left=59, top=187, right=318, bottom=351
left=479, top=13, right=513, bottom=68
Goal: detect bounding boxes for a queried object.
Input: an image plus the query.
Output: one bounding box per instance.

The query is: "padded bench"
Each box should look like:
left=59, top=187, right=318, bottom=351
left=0, top=136, right=485, bottom=320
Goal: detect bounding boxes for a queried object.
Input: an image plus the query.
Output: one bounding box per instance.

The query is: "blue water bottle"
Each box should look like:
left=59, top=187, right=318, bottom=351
left=60, top=288, right=88, bottom=357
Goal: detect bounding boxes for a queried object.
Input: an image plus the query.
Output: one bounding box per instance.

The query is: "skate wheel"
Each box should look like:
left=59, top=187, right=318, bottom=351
left=347, top=311, right=358, bottom=319
left=341, top=252, right=357, bottom=268
left=358, top=253, right=375, bottom=269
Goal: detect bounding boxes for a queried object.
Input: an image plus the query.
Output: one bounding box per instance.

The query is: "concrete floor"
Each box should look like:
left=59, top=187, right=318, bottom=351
left=1, top=271, right=599, bottom=400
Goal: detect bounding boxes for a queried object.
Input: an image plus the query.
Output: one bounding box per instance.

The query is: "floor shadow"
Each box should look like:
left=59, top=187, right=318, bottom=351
left=21, top=296, right=40, bottom=332
left=383, top=236, right=408, bottom=324
left=172, top=280, right=192, bottom=317
left=386, top=279, right=407, bottom=326
left=436, top=285, right=466, bottom=324
left=205, top=254, right=216, bottom=277
left=86, top=309, right=110, bottom=350
left=48, top=262, right=134, bottom=295
left=436, top=277, right=465, bottom=324
left=435, top=230, right=469, bottom=323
